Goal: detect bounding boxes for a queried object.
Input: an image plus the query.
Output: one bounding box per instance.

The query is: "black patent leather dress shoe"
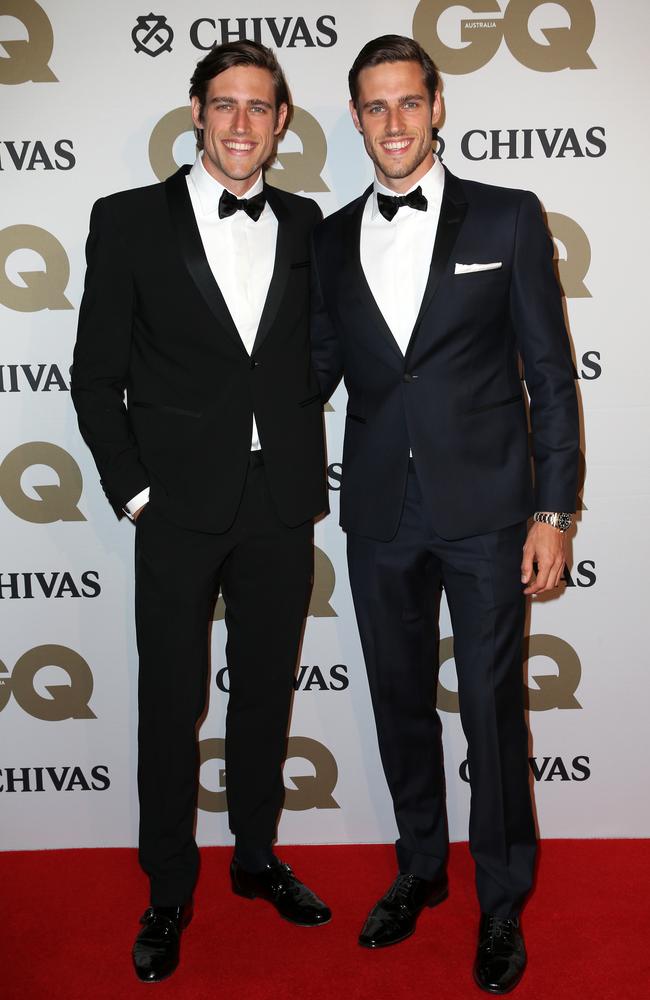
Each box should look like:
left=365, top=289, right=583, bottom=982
left=473, top=913, right=527, bottom=994
left=132, top=904, right=192, bottom=983
left=358, top=872, right=448, bottom=948
left=230, top=857, right=331, bottom=926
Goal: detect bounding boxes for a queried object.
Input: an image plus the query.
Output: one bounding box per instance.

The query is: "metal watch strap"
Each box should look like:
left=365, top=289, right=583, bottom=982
left=533, top=511, right=573, bottom=532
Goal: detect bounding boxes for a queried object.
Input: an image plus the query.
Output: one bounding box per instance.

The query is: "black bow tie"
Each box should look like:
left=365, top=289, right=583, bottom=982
left=376, top=186, right=428, bottom=222
left=218, top=188, right=266, bottom=222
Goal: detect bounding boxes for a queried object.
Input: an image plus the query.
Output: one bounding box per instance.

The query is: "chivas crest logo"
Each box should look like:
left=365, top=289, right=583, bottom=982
left=132, top=13, right=173, bottom=57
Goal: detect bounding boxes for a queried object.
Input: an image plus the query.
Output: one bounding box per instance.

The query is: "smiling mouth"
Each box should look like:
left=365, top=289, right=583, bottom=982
left=380, top=137, right=414, bottom=154
left=223, top=140, right=257, bottom=153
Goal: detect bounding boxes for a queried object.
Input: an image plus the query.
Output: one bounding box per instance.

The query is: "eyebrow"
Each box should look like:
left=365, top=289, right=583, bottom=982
left=362, top=93, right=426, bottom=109
left=210, top=97, right=273, bottom=109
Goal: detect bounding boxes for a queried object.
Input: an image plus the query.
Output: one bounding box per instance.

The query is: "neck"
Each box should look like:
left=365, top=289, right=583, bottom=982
left=224, top=173, right=262, bottom=198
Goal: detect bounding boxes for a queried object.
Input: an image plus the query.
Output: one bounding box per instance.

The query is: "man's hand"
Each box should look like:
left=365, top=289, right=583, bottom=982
left=521, top=520, right=566, bottom=595
left=133, top=503, right=147, bottom=522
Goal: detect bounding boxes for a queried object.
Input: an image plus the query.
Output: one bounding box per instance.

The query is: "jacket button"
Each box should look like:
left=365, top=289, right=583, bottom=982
left=403, top=373, right=417, bottom=383
left=250, top=358, right=259, bottom=369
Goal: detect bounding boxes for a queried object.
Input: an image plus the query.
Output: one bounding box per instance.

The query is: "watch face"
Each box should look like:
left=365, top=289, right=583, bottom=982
left=557, top=512, right=573, bottom=532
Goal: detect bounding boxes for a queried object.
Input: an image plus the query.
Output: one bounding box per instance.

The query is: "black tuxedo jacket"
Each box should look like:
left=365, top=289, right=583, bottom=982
left=311, top=168, right=580, bottom=541
left=72, top=165, right=327, bottom=533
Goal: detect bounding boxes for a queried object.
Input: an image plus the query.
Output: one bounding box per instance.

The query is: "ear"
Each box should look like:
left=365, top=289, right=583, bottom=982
left=431, top=90, right=442, bottom=129
left=349, top=99, right=363, bottom=134
left=274, top=102, right=289, bottom=136
left=190, top=96, right=203, bottom=132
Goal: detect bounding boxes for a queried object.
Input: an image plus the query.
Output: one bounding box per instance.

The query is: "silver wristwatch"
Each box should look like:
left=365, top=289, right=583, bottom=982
left=533, top=511, right=573, bottom=533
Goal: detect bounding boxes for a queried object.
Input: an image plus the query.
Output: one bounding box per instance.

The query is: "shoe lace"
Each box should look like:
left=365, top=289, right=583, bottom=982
left=483, top=916, right=516, bottom=952
left=386, top=873, right=416, bottom=905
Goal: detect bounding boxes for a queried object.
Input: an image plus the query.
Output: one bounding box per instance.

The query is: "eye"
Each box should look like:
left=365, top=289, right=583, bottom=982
left=368, top=105, right=385, bottom=115
left=250, top=105, right=268, bottom=114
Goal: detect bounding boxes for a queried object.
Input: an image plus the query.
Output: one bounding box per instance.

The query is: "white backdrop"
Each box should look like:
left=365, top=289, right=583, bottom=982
left=1, top=0, right=649, bottom=851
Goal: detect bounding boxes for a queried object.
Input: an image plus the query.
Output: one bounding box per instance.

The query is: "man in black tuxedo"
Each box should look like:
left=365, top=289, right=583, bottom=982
left=311, top=35, right=579, bottom=994
left=72, top=41, right=330, bottom=983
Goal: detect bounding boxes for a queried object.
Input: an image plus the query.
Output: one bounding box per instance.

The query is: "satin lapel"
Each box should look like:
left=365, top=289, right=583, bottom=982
left=404, top=168, right=468, bottom=366
left=252, top=184, right=291, bottom=354
left=164, top=166, right=244, bottom=350
left=346, top=186, right=403, bottom=362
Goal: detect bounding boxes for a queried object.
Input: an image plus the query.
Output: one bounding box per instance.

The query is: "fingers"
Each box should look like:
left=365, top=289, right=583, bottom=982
left=522, top=522, right=567, bottom=595
left=520, top=545, right=534, bottom=585
left=524, top=556, right=566, bottom=595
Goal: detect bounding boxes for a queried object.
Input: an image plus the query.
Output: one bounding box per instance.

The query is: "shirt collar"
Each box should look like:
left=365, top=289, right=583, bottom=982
left=188, top=152, right=264, bottom=216
left=370, top=156, right=444, bottom=221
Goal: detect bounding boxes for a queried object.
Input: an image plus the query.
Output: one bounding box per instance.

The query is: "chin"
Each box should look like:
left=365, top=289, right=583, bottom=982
left=378, top=160, right=418, bottom=180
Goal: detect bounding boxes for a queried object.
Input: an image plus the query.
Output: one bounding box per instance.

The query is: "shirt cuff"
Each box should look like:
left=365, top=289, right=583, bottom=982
left=123, top=487, right=150, bottom=520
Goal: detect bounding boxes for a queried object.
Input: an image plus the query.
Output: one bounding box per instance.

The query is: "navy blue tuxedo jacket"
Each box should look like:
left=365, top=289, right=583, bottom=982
left=311, top=167, right=580, bottom=541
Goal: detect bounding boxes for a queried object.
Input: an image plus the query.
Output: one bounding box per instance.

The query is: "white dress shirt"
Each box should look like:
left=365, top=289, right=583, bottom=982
left=126, top=153, right=277, bottom=516
left=360, top=157, right=445, bottom=356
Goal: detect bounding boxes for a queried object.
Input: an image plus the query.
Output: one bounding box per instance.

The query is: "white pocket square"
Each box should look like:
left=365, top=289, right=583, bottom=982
left=454, top=261, right=502, bottom=274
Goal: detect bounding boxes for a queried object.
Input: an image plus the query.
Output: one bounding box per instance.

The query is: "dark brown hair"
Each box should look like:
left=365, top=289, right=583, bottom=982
left=189, top=40, right=291, bottom=148
left=348, top=34, right=440, bottom=109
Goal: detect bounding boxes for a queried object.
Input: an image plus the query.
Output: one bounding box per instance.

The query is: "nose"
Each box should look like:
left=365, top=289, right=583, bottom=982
left=232, top=106, right=250, bottom=134
left=385, top=105, right=405, bottom=135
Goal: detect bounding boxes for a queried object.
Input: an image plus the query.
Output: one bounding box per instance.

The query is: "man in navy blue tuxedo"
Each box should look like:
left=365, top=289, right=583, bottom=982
left=311, top=34, right=579, bottom=994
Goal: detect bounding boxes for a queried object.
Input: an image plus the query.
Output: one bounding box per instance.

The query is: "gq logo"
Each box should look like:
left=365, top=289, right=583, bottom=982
left=0, top=645, right=96, bottom=720
left=413, top=0, right=595, bottom=73
left=149, top=106, right=328, bottom=192
left=547, top=212, right=591, bottom=298
left=0, top=0, right=57, bottom=83
left=131, top=13, right=173, bottom=57
left=213, top=545, right=336, bottom=620
left=0, top=226, right=73, bottom=311
left=0, top=443, right=85, bottom=522
left=198, top=736, right=339, bottom=812
left=437, top=633, right=582, bottom=712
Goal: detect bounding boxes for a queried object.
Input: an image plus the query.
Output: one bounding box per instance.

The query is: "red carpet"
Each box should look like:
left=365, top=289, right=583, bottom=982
left=4, top=841, right=649, bottom=1000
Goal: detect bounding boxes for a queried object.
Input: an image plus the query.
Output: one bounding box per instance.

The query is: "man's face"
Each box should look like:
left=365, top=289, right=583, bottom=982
left=350, top=60, right=441, bottom=192
left=191, top=65, right=287, bottom=195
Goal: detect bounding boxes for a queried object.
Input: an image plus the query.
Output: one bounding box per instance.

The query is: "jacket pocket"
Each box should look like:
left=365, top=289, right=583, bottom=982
left=465, top=394, right=522, bottom=415
left=291, top=260, right=310, bottom=269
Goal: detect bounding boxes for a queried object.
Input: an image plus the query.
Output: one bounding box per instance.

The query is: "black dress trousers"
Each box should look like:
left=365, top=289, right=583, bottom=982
left=134, top=456, right=313, bottom=906
left=346, top=465, right=536, bottom=918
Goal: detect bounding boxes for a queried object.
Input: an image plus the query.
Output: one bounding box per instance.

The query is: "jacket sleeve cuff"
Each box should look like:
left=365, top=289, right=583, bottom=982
left=123, top=486, right=150, bottom=519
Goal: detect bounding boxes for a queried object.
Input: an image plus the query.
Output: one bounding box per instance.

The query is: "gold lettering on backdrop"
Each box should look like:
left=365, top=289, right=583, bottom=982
left=308, top=546, right=337, bottom=618
left=0, top=226, right=73, bottom=311
left=0, top=443, right=85, bottom=522
left=149, top=107, right=194, bottom=182
left=198, top=736, right=339, bottom=812
left=5, top=645, right=96, bottom=721
left=412, top=0, right=596, bottom=74
left=0, top=0, right=57, bottom=84
left=283, top=737, right=339, bottom=810
left=437, top=634, right=582, bottom=711
left=268, top=107, right=329, bottom=193
left=546, top=212, right=592, bottom=298
left=524, top=634, right=582, bottom=710
left=503, top=0, right=596, bottom=71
